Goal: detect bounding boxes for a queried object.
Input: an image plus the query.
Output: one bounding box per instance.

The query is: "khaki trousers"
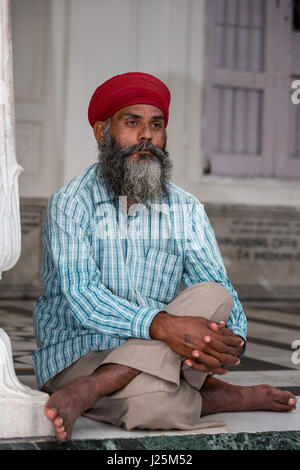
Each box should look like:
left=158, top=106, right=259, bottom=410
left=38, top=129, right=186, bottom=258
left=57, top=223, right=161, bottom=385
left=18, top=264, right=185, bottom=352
left=43, top=282, right=233, bottom=431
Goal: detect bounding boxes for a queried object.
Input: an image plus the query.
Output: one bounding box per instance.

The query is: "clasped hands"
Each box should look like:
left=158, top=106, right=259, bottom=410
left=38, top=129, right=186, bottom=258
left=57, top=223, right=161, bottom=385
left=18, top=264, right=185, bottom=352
left=182, top=319, right=244, bottom=375
left=150, top=312, right=245, bottom=375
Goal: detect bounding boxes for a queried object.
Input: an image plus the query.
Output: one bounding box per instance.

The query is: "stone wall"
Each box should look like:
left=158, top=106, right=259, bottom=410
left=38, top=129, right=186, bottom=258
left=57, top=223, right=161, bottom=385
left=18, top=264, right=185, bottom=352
left=205, top=203, right=300, bottom=301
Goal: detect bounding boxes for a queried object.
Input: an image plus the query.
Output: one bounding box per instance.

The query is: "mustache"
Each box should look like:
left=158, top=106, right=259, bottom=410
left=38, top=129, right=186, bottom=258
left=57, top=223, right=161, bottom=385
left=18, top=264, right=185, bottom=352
left=116, top=140, right=167, bottom=161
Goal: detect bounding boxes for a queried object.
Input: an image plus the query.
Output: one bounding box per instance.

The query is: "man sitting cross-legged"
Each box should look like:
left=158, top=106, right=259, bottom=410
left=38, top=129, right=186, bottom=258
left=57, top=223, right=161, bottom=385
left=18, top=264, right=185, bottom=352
left=33, top=73, right=297, bottom=442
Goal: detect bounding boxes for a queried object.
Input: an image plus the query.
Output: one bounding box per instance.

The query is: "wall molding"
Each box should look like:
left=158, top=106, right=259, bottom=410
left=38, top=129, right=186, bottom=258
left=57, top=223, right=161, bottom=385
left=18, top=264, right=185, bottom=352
left=15, top=120, right=42, bottom=175
left=11, top=0, right=47, bottom=103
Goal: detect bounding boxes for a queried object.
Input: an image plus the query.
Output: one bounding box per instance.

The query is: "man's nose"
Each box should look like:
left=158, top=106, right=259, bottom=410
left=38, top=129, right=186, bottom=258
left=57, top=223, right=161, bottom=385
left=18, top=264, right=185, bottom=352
left=137, top=123, right=153, bottom=141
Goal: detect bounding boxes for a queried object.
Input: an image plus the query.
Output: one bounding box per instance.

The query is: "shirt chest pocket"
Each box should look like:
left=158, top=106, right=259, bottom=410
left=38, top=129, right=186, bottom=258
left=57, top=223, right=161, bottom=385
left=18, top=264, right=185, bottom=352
left=130, top=248, right=183, bottom=304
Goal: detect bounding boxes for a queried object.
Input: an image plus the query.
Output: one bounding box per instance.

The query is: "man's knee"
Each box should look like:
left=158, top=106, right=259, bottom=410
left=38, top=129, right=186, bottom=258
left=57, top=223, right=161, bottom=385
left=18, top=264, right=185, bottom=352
left=166, top=281, right=233, bottom=322
left=192, top=281, right=233, bottom=303
left=201, top=282, right=234, bottom=323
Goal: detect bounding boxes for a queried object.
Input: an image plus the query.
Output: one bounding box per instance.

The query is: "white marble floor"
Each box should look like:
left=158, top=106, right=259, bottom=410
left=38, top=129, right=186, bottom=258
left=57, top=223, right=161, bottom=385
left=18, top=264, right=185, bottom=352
left=0, top=299, right=299, bottom=440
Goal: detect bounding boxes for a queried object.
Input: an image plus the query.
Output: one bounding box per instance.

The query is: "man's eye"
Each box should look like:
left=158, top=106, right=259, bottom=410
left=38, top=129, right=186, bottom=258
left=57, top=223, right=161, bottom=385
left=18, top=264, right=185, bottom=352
left=127, top=120, right=136, bottom=126
left=153, top=122, right=162, bottom=128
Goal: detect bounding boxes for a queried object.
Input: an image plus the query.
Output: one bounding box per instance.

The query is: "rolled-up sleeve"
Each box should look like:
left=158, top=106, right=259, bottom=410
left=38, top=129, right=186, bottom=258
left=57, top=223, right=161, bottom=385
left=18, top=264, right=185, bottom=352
left=182, top=201, right=247, bottom=354
left=43, top=193, right=160, bottom=340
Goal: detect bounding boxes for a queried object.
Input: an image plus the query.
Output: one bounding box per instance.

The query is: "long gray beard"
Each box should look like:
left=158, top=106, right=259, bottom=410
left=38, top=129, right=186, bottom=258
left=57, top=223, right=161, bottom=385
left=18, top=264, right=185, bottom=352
left=98, top=124, right=172, bottom=205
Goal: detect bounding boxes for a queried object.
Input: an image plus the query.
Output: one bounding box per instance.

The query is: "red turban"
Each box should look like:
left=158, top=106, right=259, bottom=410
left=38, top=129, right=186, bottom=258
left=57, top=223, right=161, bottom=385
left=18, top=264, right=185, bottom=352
left=88, top=72, right=171, bottom=127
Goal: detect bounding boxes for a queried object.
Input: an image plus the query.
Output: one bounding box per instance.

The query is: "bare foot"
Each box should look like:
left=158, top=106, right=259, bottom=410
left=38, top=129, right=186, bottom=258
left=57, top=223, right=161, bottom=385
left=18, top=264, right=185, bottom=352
left=44, top=363, right=140, bottom=442
left=200, top=376, right=297, bottom=416
left=45, top=376, right=99, bottom=441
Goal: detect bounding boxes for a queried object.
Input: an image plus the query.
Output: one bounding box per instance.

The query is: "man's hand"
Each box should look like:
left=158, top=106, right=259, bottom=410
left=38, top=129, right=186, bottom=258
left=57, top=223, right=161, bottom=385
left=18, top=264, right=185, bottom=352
left=185, top=320, right=245, bottom=372
left=150, top=312, right=244, bottom=375
left=209, top=320, right=245, bottom=356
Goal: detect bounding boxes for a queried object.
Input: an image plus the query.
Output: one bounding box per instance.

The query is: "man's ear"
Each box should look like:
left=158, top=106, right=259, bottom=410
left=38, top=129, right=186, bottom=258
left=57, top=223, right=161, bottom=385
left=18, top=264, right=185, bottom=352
left=93, top=121, right=106, bottom=142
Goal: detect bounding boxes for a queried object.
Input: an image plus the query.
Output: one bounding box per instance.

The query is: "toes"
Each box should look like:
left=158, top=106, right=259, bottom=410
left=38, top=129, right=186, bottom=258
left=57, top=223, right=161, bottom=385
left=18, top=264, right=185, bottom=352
left=60, top=427, right=70, bottom=442
left=53, top=421, right=69, bottom=442
left=269, top=387, right=297, bottom=411
left=44, top=406, right=58, bottom=421
left=254, top=385, right=297, bottom=412
left=276, top=390, right=297, bottom=406
left=55, top=421, right=71, bottom=442
left=262, top=385, right=296, bottom=404
left=55, top=427, right=68, bottom=442
left=47, top=410, right=70, bottom=441
left=273, top=402, right=295, bottom=412
left=54, top=416, right=71, bottom=441
left=54, top=416, right=64, bottom=428
left=288, top=397, right=297, bottom=406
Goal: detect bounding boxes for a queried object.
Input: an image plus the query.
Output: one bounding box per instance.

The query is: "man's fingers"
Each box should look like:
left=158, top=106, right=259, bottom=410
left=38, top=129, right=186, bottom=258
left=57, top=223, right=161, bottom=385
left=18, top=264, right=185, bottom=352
left=188, top=349, right=224, bottom=370
left=209, top=324, right=245, bottom=349
left=184, top=359, right=208, bottom=372
left=185, top=359, right=227, bottom=375
left=203, top=335, right=241, bottom=356
left=209, top=322, right=220, bottom=334
left=208, top=323, right=242, bottom=347
left=201, top=344, right=240, bottom=366
left=217, top=323, right=231, bottom=333
left=215, top=331, right=243, bottom=348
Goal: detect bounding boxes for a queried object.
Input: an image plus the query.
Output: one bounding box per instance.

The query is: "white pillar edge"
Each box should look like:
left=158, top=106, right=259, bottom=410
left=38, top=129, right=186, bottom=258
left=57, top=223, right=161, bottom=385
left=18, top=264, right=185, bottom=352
left=0, top=0, right=23, bottom=280
left=0, top=0, right=54, bottom=439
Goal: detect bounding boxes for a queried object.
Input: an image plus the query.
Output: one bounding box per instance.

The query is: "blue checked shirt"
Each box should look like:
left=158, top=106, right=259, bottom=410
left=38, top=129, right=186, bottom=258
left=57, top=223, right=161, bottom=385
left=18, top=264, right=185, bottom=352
left=33, top=162, right=247, bottom=388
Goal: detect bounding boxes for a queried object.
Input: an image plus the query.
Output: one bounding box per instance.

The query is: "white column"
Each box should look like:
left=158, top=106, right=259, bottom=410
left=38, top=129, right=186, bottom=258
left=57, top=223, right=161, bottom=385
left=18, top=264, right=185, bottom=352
left=0, top=0, right=22, bottom=279
left=0, top=0, right=54, bottom=439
